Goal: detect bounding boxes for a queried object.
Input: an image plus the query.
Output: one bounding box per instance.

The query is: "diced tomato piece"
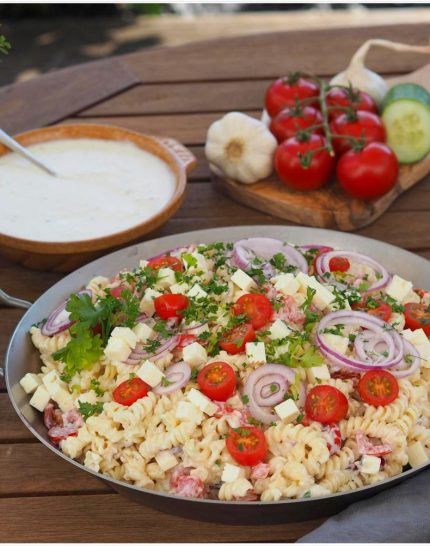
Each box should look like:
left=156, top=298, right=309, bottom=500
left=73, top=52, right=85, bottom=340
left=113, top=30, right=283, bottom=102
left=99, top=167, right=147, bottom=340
left=353, top=299, right=392, bottom=322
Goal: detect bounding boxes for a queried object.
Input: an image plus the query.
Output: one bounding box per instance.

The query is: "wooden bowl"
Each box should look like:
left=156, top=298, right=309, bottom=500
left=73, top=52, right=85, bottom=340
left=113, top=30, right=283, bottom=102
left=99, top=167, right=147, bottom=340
left=0, top=124, right=197, bottom=272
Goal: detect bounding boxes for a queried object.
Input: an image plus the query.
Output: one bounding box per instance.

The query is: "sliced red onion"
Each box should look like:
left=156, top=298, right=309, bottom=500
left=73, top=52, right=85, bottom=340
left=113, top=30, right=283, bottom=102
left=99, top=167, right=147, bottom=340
left=232, top=238, right=308, bottom=276
left=243, top=364, right=304, bottom=425
left=390, top=339, right=421, bottom=378
left=253, top=373, right=288, bottom=407
left=300, top=245, right=333, bottom=251
left=182, top=321, right=207, bottom=333
left=41, top=289, right=92, bottom=337
left=153, top=362, right=191, bottom=395
left=125, top=335, right=179, bottom=365
left=315, top=250, right=390, bottom=294
left=137, top=313, right=148, bottom=323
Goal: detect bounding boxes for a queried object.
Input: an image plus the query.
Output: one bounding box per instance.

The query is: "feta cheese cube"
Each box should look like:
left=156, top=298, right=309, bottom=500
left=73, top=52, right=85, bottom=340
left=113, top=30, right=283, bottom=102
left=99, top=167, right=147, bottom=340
left=385, top=274, right=413, bottom=303
left=111, top=327, right=137, bottom=349
left=389, top=312, right=406, bottom=332
left=104, top=337, right=131, bottom=362
left=221, top=463, right=246, bottom=483
left=246, top=342, right=267, bottom=364
left=187, top=284, right=208, bottom=299
left=408, top=441, right=429, bottom=467
left=29, top=385, right=51, bottom=412
left=183, top=251, right=208, bottom=272
left=320, top=333, right=349, bottom=356
left=185, top=322, right=209, bottom=337
left=274, top=399, right=300, bottom=423
left=170, top=282, right=190, bottom=295
left=155, top=450, right=178, bottom=472
left=328, top=298, right=351, bottom=312
left=51, top=387, right=75, bottom=412
left=305, top=484, right=331, bottom=498
left=42, top=370, right=64, bottom=396
left=403, top=290, right=420, bottom=304
left=273, top=273, right=300, bottom=296
left=175, top=400, right=204, bottom=424
left=84, top=450, right=102, bottom=472
left=155, top=267, right=176, bottom=289
left=132, top=322, right=155, bottom=343
left=75, top=391, right=98, bottom=408
left=234, top=289, right=249, bottom=302
left=269, top=319, right=291, bottom=340
left=231, top=269, right=256, bottom=292
left=187, top=388, right=217, bottom=416
left=137, top=360, right=165, bottom=387
left=183, top=342, right=207, bottom=368
left=360, top=455, right=381, bottom=474
left=306, top=365, right=331, bottom=383
left=20, top=373, right=41, bottom=394
left=402, top=328, right=430, bottom=368
left=275, top=343, right=290, bottom=358
left=139, top=288, right=162, bottom=316
left=296, top=272, right=335, bottom=310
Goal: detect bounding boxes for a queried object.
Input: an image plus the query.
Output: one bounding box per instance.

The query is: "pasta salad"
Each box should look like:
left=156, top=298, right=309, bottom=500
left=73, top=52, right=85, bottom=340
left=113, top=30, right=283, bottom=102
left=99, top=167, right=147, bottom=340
left=20, top=238, right=430, bottom=501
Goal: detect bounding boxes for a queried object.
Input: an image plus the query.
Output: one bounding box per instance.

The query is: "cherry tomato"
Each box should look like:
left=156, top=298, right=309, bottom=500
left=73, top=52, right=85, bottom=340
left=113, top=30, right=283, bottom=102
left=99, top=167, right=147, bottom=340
left=113, top=377, right=149, bottom=406
left=305, top=385, right=348, bottom=424
left=48, top=426, right=78, bottom=444
left=353, top=299, right=392, bottom=322
left=275, top=134, right=335, bottom=191
left=110, top=285, right=126, bottom=299
left=326, top=87, right=378, bottom=120
left=305, top=246, right=333, bottom=275
left=358, top=370, right=399, bottom=407
left=336, top=142, right=398, bottom=201
left=197, top=361, right=237, bottom=401
left=269, top=105, right=323, bottom=143
left=329, top=256, right=350, bottom=272
left=233, top=293, right=273, bottom=330
left=154, top=294, right=189, bottom=320
left=265, top=76, right=320, bottom=117
left=404, top=303, right=430, bottom=336
left=148, top=255, right=183, bottom=272
left=177, top=333, right=197, bottom=349
left=330, top=111, right=385, bottom=155
left=226, top=426, right=268, bottom=466
left=219, top=323, right=256, bottom=354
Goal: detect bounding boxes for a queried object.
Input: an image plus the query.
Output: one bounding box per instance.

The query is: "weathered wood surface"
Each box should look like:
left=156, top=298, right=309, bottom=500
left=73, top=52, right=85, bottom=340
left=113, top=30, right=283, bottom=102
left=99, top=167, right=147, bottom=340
left=0, top=23, right=429, bottom=543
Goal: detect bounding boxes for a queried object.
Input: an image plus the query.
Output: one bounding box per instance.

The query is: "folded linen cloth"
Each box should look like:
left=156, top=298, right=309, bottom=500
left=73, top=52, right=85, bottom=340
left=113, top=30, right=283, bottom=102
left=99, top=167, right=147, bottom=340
left=298, top=470, right=430, bottom=543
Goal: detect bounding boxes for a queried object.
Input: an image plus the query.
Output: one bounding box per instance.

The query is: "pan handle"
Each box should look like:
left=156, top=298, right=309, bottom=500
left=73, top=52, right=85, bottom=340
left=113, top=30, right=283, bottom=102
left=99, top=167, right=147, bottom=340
left=0, top=288, right=32, bottom=310
left=155, top=137, right=197, bottom=173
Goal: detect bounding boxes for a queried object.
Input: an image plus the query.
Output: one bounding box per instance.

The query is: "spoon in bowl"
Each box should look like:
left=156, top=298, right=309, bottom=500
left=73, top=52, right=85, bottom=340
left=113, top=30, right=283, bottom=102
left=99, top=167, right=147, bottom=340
left=0, top=128, right=57, bottom=176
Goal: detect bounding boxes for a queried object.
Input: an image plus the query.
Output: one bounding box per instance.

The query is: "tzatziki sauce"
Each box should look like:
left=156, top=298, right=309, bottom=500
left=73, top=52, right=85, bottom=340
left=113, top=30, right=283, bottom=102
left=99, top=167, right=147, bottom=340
left=0, top=138, right=177, bottom=242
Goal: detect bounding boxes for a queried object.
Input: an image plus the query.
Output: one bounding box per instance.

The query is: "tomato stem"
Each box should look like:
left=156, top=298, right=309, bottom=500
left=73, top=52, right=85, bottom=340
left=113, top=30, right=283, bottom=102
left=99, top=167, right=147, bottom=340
left=317, top=79, right=335, bottom=157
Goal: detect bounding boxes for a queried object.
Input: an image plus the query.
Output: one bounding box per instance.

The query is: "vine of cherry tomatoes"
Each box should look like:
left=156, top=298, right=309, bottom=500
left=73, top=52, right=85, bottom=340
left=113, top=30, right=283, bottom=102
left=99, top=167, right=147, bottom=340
left=265, top=75, right=399, bottom=200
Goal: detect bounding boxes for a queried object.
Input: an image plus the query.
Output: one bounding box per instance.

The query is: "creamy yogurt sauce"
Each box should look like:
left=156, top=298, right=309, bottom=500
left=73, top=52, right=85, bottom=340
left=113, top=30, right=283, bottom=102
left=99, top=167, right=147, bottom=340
left=0, top=138, right=177, bottom=242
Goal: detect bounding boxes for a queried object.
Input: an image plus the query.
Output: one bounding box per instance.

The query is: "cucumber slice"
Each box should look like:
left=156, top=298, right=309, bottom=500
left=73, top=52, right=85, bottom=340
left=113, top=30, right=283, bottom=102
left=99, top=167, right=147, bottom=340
left=382, top=83, right=430, bottom=164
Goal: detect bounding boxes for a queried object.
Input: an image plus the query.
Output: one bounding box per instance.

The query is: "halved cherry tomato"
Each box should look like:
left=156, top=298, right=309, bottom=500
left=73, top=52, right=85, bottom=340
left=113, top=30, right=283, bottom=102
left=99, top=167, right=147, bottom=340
left=305, top=245, right=333, bottom=274
left=177, top=333, right=197, bottom=349
left=197, top=361, right=237, bottom=401
left=226, top=426, right=268, bottom=466
left=148, top=255, right=183, bottom=272
left=353, top=299, right=392, bottom=322
left=219, top=323, right=256, bottom=354
left=329, top=256, right=350, bottom=272
left=233, top=293, right=273, bottom=330
left=265, top=76, right=320, bottom=117
left=404, top=303, right=430, bottom=336
left=305, top=385, right=348, bottom=424
left=48, top=426, right=78, bottom=444
left=113, top=377, right=149, bottom=406
left=154, top=294, right=189, bottom=320
left=358, top=370, right=399, bottom=407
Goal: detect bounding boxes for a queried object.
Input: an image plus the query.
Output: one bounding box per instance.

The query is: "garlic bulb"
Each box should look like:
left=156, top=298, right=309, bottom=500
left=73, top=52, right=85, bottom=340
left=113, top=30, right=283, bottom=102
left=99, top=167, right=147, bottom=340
left=205, top=112, right=277, bottom=184
left=331, top=38, right=430, bottom=105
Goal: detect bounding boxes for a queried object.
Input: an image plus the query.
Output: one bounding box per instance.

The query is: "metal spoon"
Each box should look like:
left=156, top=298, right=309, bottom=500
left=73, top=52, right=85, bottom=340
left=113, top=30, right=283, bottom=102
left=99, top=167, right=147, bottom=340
left=0, top=128, right=57, bottom=176
left=0, top=288, right=32, bottom=310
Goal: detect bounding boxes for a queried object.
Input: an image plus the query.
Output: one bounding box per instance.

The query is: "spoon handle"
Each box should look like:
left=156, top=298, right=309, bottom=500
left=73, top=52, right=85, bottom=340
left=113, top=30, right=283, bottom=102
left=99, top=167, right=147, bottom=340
left=0, top=128, right=57, bottom=176
left=0, top=288, right=32, bottom=310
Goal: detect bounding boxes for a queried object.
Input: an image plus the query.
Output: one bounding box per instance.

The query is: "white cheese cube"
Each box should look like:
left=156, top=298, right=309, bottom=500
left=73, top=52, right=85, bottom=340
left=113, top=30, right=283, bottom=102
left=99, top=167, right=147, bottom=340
left=306, top=484, right=331, bottom=498
left=403, top=290, right=420, bottom=304
left=29, top=385, right=51, bottom=412
left=306, top=365, right=331, bottom=383
left=296, top=272, right=335, bottom=310
left=42, top=370, right=63, bottom=396
left=246, top=342, right=267, bottom=364
left=187, top=284, right=208, bottom=299
left=132, top=322, right=155, bottom=343
left=360, top=455, right=381, bottom=474
left=269, top=319, right=291, bottom=340
left=104, top=337, right=131, bottom=362
left=274, top=399, right=300, bottom=423
left=187, top=388, right=217, bottom=416
left=234, top=289, right=249, bottom=302
left=84, top=450, right=102, bottom=472
left=139, top=288, right=162, bottom=316
left=170, top=282, right=190, bottom=295
left=273, top=273, right=300, bottom=296
left=155, top=450, right=178, bottom=472
left=185, top=322, right=209, bottom=337
left=139, top=259, right=149, bottom=269
left=155, top=267, right=176, bottom=289
left=175, top=400, right=204, bottom=424
left=408, top=441, right=429, bottom=467
left=275, top=342, right=290, bottom=358
left=136, top=360, right=165, bottom=387
left=183, top=251, right=208, bottom=272
left=183, top=342, right=207, bottom=368
left=385, top=274, right=413, bottom=303
left=231, top=269, right=257, bottom=292
left=20, top=373, right=41, bottom=394
left=51, top=387, right=75, bottom=412
left=389, top=312, right=406, bottom=332
left=402, top=328, right=430, bottom=368
left=328, top=298, right=351, bottom=312
left=75, top=391, right=98, bottom=409
left=320, top=333, right=349, bottom=356
left=221, top=463, right=246, bottom=483
left=111, top=327, right=137, bottom=349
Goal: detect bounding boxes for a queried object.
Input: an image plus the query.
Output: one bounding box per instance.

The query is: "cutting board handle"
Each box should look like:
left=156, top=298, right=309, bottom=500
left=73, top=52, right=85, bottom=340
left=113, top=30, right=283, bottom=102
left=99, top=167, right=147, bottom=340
left=156, top=137, right=197, bottom=173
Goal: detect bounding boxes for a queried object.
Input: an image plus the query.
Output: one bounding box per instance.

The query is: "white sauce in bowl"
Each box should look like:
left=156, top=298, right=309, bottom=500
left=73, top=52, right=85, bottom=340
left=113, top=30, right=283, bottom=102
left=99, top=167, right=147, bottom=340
left=0, top=138, right=177, bottom=242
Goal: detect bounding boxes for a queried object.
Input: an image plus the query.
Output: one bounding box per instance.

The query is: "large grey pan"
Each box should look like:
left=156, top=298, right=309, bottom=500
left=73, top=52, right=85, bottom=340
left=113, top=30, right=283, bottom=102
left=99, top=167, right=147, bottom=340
left=5, top=226, right=430, bottom=525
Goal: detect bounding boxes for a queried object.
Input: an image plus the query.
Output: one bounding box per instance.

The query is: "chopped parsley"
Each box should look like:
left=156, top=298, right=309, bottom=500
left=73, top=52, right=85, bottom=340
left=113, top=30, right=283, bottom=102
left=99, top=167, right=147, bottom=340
left=90, top=378, right=105, bottom=397
left=78, top=401, right=104, bottom=421
left=270, top=252, right=297, bottom=273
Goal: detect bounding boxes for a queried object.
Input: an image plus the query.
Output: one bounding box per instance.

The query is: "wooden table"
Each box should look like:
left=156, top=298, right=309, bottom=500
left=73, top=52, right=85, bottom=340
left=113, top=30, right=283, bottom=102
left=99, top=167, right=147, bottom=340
left=1, top=23, right=430, bottom=543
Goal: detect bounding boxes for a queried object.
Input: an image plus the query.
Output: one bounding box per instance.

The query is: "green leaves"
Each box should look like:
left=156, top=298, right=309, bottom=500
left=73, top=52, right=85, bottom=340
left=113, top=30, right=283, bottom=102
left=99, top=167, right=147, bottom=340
left=78, top=401, right=104, bottom=421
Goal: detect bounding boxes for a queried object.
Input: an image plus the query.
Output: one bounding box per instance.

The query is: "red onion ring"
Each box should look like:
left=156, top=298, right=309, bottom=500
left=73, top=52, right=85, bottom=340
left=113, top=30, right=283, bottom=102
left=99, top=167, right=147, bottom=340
left=125, top=335, right=179, bottom=365
left=253, top=373, right=288, bottom=407
left=390, top=339, right=421, bottom=378
left=153, top=362, right=191, bottom=395
left=181, top=322, right=207, bottom=333
left=41, top=289, right=92, bottom=337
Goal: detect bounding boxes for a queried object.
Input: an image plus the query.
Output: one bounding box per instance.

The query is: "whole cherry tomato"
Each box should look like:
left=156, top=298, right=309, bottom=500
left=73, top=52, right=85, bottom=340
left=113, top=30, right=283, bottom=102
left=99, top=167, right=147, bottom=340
left=330, top=110, right=385, bottom=155
left=326, top=87, right=378, bottom=120
left=265, top=76, right=320, bottom=117
left=336, top=142, right=398, bottom=201
left=275, top=134, right=335, bottom=191
left=269, top=105, right=323, bottom=143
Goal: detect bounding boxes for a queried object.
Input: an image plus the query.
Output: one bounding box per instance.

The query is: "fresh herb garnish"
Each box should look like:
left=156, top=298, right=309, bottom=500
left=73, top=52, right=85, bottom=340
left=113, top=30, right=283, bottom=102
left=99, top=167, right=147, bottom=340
left=90, top=378, right=105, bottom=397
left=78, top=401, right=104, bottom=421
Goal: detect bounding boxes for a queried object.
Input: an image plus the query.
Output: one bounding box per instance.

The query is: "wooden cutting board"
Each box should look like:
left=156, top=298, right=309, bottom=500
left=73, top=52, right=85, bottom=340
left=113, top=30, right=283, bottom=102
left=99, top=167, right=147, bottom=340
left=213, top=63, right=430, bottom=231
